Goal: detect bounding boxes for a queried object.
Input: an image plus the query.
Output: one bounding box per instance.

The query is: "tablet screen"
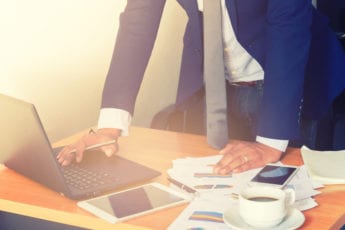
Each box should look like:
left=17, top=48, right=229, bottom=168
left=82, top=183, right=187, bottom=220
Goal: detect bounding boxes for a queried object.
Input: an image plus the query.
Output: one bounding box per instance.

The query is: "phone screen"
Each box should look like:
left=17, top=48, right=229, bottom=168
left=85, top=184, right=185, bottom=218
left=250, top=165, right=298, bottom=187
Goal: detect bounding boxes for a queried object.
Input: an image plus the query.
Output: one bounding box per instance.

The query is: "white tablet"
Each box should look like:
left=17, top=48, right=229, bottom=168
left=77, top=182, right=191, bottom=223
left=248, top=164, right=299, bottom=188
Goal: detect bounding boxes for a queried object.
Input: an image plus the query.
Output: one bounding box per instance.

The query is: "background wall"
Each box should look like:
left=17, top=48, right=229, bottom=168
left=0, top=0, right=186, bottom=142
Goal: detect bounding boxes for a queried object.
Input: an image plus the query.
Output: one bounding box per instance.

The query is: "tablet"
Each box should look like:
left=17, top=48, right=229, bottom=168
left=248, top=165, right=299, bottom=188
left=77, top=182, right=191, bottom=223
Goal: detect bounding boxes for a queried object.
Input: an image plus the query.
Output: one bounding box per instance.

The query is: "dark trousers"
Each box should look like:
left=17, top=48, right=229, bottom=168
left=151, top=84, right=342, bottom=151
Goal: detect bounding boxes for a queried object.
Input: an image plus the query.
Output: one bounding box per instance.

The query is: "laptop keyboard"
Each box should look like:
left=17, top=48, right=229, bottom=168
left=62, top=164, right=118, bottom=190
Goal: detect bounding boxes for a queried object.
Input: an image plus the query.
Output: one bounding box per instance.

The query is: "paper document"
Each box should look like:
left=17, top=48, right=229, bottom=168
left=167, top=155, right=237, bottom=195
left=167, top=196, right=235, bottom=230
left=301, top=146, right=345, bottom=184
left=167, top=156, right=320, bottom=229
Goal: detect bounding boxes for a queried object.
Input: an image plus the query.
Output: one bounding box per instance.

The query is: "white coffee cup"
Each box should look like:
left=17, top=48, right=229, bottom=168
left=238, top=186, right=295, bottom=228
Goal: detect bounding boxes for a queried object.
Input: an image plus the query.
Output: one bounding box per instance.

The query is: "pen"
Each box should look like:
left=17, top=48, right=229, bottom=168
left=194, top=172, right=232, bottom=178
left=167, top=177, right=197, bottom=194
left=69, top=140, right=117, bottom=154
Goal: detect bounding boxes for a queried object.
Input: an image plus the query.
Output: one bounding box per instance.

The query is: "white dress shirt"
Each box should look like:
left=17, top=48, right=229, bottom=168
left=98, top=0, right=288, bottom=152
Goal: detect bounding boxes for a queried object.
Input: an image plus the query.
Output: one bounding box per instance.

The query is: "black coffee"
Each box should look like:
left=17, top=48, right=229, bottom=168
left=248, top=196, right=278, bottom=202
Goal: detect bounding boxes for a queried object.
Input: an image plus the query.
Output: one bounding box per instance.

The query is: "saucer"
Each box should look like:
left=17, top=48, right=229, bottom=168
left=223, top=207, right=305, bottom=230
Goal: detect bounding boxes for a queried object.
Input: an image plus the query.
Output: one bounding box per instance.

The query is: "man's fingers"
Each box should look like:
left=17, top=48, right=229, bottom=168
left=214, top=141, right=253, bottom=174
left=214, top=153, right=253, bottom=174
left=74, top=143, right=87, bottom=163
left=214, top=150, right=247, bottom=174
left=56, top=139, right=87, bottom=165
left=56, top=128, right=121, bottom=166
left=59, top=152, right=73, bottom=166
left=213, top=140, right=284, bottom=174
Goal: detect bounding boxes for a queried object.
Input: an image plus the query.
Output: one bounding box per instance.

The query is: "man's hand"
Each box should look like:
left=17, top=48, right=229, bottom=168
left=213, top=140, right=283, bottom=174
left=56, top=128, right=120, bottom=166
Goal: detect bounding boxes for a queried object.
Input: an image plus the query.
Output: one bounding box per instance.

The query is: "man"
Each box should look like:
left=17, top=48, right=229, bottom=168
left=57, top=0, right=345, bottom=174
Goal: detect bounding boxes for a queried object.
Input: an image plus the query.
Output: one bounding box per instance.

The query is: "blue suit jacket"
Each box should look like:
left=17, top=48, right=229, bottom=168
left=102, top=0, right=345, bottom=141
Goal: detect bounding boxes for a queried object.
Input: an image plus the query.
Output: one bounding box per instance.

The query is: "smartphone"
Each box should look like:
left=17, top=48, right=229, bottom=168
left=77, top=183, right=191, bottom=223
left=248, top=165, right=299, bottom=188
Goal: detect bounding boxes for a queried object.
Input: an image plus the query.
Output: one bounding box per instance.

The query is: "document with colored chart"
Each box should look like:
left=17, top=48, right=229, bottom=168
left=167, top=155, right=321, bottom=229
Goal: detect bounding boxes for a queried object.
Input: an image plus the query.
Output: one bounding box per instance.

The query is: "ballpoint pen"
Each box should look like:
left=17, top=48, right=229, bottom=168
left=167, top=177, right=198, bottom=194
left=68, top=140, right=117, bottom=154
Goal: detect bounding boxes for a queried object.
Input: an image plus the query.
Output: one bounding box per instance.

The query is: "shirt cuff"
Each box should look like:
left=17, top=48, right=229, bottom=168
left=256, top=136, right=289, bottom=152
left=197, top=0, right=203, bottom=11
left=97, top=108, right=132, bottom=136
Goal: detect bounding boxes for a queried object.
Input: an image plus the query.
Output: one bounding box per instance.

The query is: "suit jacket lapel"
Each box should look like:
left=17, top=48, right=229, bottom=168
left=225, top=0, right=238, bottom=34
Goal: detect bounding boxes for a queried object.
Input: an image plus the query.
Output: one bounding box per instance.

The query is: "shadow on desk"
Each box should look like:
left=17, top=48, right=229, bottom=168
left=0, top=211, right=88, bottom=230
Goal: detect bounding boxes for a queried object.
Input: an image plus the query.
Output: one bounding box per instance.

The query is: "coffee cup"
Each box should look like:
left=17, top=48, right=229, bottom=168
left=238, top=186, right=295, bottom=228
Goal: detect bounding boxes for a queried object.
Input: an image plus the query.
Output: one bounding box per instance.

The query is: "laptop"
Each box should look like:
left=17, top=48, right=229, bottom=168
left=0, top=93, right=161, bottom=200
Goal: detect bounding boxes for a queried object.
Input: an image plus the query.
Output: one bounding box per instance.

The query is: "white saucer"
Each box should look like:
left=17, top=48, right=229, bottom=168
left=223, top=207, right=305, bottom=230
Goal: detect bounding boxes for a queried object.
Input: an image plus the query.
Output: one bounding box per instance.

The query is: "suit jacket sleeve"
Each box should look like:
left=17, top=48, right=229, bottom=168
left=256, top=0, right=313, bottom=140
left=101, top=0, right=166, bottom=115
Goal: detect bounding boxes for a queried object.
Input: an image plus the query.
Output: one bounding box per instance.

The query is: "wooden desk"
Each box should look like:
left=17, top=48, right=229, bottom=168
left=1, top=127, right=344, bottom=229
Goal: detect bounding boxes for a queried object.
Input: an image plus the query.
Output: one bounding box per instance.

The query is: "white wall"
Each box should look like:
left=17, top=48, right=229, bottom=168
left=0, top=0, right=186, bottom=142
left=132, top=0, right=186, bottom=127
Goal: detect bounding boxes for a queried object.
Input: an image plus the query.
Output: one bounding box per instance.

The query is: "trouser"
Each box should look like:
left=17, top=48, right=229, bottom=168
left=170, top=81, right=268, bottom=142
left=151, top=82, right=336, bottom=150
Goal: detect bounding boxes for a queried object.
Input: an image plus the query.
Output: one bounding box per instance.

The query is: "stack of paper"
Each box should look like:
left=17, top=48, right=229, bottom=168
left=167, top=155, right=237, bottom=196
left=301, top=146, right=345, bottom=184
left=167, top=155, right=322, bottom=229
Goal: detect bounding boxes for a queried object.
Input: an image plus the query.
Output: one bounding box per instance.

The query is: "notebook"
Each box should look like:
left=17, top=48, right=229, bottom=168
left=301, top=146, right=345, bottom=184
left=0, top=93, right=161, bottom=200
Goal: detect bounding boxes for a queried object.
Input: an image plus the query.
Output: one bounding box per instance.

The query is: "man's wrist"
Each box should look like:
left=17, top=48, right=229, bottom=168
left=256, top=136, right=289, bottom=152
left=96, top=128, right=121, bottom=140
